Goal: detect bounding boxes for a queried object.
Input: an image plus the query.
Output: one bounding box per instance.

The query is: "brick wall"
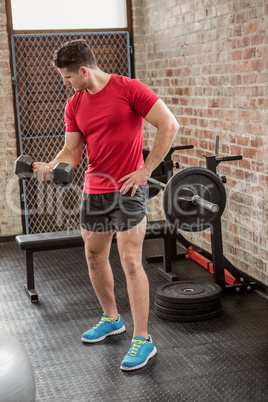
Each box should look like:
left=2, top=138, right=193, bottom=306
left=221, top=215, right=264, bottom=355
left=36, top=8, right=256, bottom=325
left=132, top=0, right=268, bottom=285
left=0, top=0, right=22, bottom=236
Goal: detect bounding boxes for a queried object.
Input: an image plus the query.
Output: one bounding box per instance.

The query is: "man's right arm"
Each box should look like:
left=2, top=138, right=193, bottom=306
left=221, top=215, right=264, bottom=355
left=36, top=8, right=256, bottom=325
left=33, top=131, right=84, bottom=181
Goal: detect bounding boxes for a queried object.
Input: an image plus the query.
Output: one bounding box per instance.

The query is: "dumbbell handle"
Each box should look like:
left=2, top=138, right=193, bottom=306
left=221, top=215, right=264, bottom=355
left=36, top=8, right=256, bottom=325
left=15, top=156, right=52, bottom=180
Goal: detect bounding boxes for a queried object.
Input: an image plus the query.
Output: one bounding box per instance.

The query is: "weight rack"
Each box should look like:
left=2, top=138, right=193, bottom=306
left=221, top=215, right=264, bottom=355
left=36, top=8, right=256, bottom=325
left=146, top=137, right=258, bottom=294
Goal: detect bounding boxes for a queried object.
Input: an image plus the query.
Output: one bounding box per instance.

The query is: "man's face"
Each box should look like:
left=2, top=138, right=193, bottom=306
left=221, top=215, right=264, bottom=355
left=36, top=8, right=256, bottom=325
left=58, top=67, right=87, bottom=92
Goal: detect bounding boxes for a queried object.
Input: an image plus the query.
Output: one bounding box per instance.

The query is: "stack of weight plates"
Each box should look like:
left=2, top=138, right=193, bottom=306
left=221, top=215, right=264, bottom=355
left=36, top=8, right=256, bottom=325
left=155, top=281, right=222, bottom=322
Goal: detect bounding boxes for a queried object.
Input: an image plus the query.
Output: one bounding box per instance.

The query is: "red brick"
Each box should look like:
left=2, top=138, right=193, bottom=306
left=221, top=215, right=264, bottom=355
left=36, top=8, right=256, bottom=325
left=257, top=72, right=268, bottom=83
left=236, top=11, right=249, bottom=24
left=208, top=98, right=219, bottom=108
left=256, top=150, right=265, bottom=160
left=231, top=75, right=242, bottom=85
left=217, top=3, right=231, bottom=16
left=231, top=50, right=243, bottom=61
left=258, top=99, right=268, bottom=108
left=239, top=159, right=251, bottom=170
left=182, top=87, right=192, bottom=96
left=237, top=61, right=250, bottom=72
left=166, top=69, right=173, bottom=77
left=203, top=87, right=213, bottom=96
left=251, top=111, right=263, bottom=122
left=250, top=59, right=264, bottom=71
left=237, top=86, right=251, bottom=96
left=251, top=86, right=264, bottom=96
left=230, top=25, right=242, bottom=37
left=243, top=148, right=257, bottom=159
left=244, top=21, right=257, bottom=35
left=226, top=110, right=236, bottom=120
left=243, top=47, right=256, bottom=59
left=238, top=111, right=250, bottom=122
left=227, top=39, right=237, bottom=49
left=237, top=37, right=251, bottom=48
left=218, top=98, right=230, bottom=108
left=251, top=32, right=265, bottom=45
left=230, top=145, right=243, bottom=155
left=237, top=136, right=250, bottom=147
left=251, top=161, right=265, bottom=173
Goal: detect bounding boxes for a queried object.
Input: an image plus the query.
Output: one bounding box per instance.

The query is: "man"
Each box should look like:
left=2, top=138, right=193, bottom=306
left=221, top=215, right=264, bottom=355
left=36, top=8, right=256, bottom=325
left=33, top=39, right=179, bottom=371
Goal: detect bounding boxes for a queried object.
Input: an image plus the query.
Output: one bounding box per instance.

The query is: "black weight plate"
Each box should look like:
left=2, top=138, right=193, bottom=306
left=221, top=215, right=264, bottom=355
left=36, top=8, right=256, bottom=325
left=163, top=167, right=226, bottom=232
left=155, top=301, right=221, bottom=316
left=155, top=307, right=221, bottom=322
left=155, top=296, right=222, bottom=311
left=51, top=162, right=73, bottom=187
left=143, top=149, right=164, bottom=199
left=14, top=155, right=33, bottom=179
left=156, top=281, right=222, bottom=304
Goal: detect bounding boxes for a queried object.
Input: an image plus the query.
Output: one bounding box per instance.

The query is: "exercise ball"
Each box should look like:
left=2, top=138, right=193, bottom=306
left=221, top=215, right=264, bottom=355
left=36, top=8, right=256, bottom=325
left=0, top=330, right=35, bottom=402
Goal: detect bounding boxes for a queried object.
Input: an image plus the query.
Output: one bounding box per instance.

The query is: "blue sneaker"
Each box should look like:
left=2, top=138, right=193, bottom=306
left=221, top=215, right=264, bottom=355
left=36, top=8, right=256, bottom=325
left=120, top=335, right=157, bottom=371
left=81, top=314, right=126, bottom=343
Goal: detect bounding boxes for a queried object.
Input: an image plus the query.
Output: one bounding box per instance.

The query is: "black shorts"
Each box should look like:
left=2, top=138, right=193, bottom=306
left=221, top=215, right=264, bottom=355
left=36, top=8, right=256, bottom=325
left=80, top=184, right=149, bottom=232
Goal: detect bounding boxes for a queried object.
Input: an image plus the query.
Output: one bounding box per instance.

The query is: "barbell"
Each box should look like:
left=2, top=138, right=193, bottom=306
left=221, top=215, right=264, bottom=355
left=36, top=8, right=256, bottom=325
left=148, top=167, right=227, bottom=232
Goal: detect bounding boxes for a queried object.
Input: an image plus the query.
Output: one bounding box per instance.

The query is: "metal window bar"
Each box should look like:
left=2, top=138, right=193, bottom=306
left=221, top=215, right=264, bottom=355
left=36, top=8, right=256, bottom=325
left=11, top=32, right=131, bottom=233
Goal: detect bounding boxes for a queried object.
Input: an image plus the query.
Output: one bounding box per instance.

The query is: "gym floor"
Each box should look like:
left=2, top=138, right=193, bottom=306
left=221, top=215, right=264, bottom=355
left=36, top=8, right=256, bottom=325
left=1, top=237, right=268, bottom=402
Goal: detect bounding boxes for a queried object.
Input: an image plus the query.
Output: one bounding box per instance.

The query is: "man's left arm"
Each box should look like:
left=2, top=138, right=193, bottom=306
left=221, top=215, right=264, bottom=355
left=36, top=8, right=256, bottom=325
left=118, top=99, right=180, bottom=196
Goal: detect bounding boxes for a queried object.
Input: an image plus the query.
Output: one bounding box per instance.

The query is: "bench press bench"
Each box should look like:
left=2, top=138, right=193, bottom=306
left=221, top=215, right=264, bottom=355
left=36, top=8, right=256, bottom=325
left=15, top=220, right=179, bottom=303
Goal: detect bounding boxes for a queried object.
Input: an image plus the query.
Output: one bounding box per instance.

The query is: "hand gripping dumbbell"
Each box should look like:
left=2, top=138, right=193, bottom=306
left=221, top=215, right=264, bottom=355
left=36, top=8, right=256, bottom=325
left=14, top=155, right=73, bottom=187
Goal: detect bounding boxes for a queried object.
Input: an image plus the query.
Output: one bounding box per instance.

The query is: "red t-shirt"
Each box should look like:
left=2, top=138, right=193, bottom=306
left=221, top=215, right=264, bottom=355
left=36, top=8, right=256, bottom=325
left=64, top=74, right=159, bottom=193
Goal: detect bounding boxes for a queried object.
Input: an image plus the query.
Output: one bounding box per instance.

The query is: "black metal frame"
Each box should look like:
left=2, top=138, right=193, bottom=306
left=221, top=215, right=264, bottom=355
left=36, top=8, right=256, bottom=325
left=203, top=152, right=257, bottom=293
left=146, top=139, right=258, bottom=294
left=145, top=145, right=194, bottom=282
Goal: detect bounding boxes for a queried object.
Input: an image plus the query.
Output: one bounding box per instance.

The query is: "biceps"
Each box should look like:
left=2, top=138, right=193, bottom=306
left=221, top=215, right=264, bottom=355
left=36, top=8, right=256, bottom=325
left=64, top=132, right=84, bottom=155
left=144, top=99, right=178, bottom=129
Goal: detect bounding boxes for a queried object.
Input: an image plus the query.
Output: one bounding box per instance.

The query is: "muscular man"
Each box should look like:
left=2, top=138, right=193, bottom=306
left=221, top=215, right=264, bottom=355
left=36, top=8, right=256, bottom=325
left=33, top=40, right=179, bottom=371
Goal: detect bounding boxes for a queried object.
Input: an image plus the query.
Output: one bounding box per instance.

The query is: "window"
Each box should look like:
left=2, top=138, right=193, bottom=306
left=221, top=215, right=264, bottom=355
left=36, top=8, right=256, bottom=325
left=10, top=0, right=127, bottom=30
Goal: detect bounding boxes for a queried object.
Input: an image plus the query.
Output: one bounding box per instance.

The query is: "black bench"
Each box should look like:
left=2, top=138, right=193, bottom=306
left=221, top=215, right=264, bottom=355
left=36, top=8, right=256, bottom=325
left=15, top=220, right=180, bottom=303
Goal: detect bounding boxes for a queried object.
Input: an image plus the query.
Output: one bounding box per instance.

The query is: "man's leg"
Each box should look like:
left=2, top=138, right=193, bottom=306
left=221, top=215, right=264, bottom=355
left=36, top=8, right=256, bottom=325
left=116, top=216, right=149, bottom=338
left=117, top=216, right=157, bottom=370
left=81, top=228, right=118, bottom=319
left=81, top=228, right=126, bottom=343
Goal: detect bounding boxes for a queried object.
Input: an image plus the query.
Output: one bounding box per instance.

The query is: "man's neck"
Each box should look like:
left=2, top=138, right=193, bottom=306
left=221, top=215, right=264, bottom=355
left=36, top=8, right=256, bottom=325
left=86, top=69, right=111, bottom=94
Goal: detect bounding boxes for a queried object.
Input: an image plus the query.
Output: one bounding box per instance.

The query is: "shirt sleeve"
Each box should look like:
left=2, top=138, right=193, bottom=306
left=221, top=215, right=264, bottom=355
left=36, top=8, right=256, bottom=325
left=128, top=79, right=159, bottom=118
left=64, top=98, right=81, bottom=133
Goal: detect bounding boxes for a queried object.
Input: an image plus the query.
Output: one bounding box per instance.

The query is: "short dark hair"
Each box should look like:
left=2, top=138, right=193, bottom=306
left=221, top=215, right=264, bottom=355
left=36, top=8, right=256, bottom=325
left=51, top=39, right=97, bottom=71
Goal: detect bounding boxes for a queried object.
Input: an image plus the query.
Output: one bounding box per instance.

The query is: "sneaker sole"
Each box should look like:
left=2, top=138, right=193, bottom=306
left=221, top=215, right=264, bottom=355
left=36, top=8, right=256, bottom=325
left=81, top=325, right=126, bottom=343
left=120, top=346, right=157, bottom=371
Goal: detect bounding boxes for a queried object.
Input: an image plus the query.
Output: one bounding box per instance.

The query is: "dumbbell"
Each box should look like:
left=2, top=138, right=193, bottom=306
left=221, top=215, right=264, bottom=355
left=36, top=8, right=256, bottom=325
left=14, top=155, right=73, bottom=187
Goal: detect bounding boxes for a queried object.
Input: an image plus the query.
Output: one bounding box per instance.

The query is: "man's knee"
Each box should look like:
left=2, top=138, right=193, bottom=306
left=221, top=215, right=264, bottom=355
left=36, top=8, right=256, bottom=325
left=81, top=227, right=113, bottom=271
left=85, top=248, right=109, bottom=271
left=120, top=253, right=142, bottom=276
